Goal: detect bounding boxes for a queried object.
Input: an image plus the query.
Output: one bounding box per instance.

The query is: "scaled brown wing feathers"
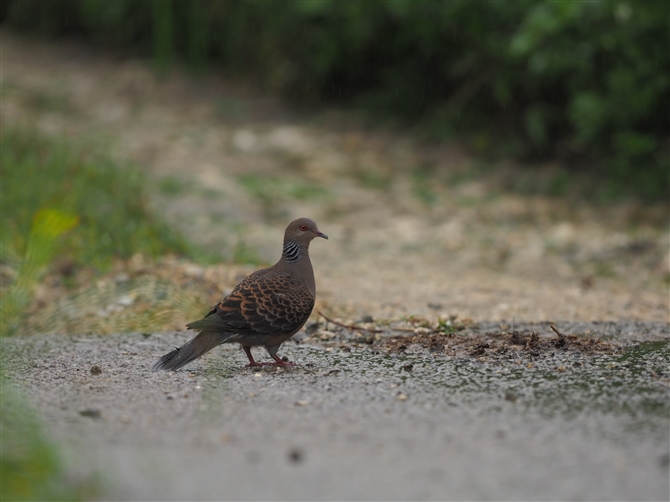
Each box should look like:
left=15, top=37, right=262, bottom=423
left=187, top=271, right=315, bottom=336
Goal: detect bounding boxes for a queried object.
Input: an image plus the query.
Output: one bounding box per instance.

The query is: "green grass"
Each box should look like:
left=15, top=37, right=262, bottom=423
left=354, top=170, right=392, bottom=190
left=238, top=174, right=328, bottom=202
left=0, top=379, right=98, bottom=500
left=231, top=241, right=263, bottom=267
left=2, top=128, right=190, bottom=269
left=237, top=174, right=329, bottom=218
left=158, top=175, right=195, bottom=196
left=411, top=167, right=438, bottom=206
left=1, top=127, right=195, bottom=335
left=215, top=98, right=246, bottom=119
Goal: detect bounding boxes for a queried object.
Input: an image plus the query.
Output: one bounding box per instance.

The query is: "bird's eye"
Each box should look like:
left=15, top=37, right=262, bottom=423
left=299, top=225, right=308, bottom=231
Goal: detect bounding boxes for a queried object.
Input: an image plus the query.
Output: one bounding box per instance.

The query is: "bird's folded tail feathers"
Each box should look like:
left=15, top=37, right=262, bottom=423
left=152, top=330, right=231, bottom=371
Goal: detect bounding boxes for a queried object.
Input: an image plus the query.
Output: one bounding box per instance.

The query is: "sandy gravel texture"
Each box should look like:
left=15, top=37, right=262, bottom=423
left=2, top=324, right=669, bottom=501
left=2, top=30, right=669, bottom=325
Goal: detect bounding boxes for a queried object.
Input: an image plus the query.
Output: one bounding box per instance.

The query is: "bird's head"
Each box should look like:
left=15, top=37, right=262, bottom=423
left=285, top=218, right=328, bottom=246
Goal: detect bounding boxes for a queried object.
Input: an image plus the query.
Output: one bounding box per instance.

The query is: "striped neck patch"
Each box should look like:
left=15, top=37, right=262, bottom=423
left=282, top=240, right=301, bottom=263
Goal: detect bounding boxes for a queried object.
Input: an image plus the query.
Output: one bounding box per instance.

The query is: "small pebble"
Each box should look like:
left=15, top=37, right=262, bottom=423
left=79, top=408, right=101, bottom=419
left=288, top=448, right=303, bottom=464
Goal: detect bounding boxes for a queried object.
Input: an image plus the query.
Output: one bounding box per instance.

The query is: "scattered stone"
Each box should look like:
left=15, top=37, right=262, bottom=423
left=353, top=333, right=374, bottom=344
left=288, top=448, right=303, bottom=464
left=79, top=408, right=101, bottom=419
left=318, top=331, right=337, bottom=341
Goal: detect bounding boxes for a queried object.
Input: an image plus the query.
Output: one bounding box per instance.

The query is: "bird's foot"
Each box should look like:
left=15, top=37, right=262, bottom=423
left=245, top=361, right=297, bottom=367
left=271, top=361, right=297, bottom=367
left=271, top=356, right=297, bottom=367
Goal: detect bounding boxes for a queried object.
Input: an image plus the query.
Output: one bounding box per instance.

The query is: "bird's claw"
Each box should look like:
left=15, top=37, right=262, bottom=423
left=245, top=361, right=297, bottom=368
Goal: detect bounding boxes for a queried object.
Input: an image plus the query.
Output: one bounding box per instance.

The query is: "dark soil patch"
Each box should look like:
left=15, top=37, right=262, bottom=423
left=301, top=318, right=668, bottom=364
left=381, top=328, right=618, bottom=360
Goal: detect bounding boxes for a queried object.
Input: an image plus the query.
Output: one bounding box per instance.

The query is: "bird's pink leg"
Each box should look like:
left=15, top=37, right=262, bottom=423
left=243, top=345, right=297, bottom=367
left=270, top=355, right=297, bottom=367
left=243, top=346, right=268, bottom=367
left=265, top=345, right=297, bottom=366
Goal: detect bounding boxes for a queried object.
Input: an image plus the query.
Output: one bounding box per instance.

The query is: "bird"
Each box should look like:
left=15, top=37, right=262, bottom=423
left=152, top=218, right=328, bottom=371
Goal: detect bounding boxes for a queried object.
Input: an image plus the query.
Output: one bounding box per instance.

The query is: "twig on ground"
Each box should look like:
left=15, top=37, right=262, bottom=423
left=318, top=311, right=384, bottom=333
left=318, top=311, right=417, bottom=334
left=550, top=325, right=567, bottom=348
left=550, top=325, right=565, bottom=337
left=526, top=333, right=541, bottom=350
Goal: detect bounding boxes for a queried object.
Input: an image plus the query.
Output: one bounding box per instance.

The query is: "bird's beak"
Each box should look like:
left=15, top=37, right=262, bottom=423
left=314, top=230, right=328, bottom=240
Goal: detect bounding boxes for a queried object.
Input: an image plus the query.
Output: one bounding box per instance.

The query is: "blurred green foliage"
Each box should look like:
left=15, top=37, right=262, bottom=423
left=2, top=209, right=78, bottom=335
left=238, top=173, right=328, bottom=203
left=1, top=128, right=192, bottom=334
left=4, top=0, right=669, bottom=199
left=1, top=128, right=189, bottom=270
left=238, top=173, right=330, bottom=220
left=0, top=379, right=97, bottom=500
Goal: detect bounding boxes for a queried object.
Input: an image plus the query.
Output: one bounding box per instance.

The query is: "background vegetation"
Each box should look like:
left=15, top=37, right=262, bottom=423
left=2, top=129, right=189, bottom=269
left=1, top=128, right=194, bottom=335
left=3, top=0, right=668, bottom=199
left=0, top=378, right=98, bottom=501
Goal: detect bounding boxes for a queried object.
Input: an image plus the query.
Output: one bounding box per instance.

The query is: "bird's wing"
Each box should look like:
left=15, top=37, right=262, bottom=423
left=186, top=272, right=315, bottom=336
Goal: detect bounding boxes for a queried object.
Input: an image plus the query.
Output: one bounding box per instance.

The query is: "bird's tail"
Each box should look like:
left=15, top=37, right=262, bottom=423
left=152, top=330, right=230, bottom=371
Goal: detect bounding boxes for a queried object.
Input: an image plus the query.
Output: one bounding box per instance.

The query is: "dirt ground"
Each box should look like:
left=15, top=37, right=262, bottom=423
left=2, top=29, right=669, bottom=327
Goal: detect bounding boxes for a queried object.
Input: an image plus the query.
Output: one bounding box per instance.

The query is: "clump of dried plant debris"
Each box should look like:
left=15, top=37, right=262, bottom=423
left=303, top=312, right=620, bottom=361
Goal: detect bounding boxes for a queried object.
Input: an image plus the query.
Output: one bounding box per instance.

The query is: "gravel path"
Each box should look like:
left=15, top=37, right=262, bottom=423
left=3, top=323, right=668, bottom=500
